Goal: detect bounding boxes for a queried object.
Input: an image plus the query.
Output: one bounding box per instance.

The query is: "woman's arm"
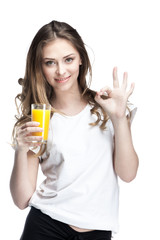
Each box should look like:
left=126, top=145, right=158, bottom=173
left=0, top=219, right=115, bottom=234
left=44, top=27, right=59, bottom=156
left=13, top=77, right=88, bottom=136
left=10, top=150, right=39, bottom=209
left=112, top=117, right=139, bottom=182
left=10, top=121, right=43, bottom=209
left=95, top=67, right=139, bottom=182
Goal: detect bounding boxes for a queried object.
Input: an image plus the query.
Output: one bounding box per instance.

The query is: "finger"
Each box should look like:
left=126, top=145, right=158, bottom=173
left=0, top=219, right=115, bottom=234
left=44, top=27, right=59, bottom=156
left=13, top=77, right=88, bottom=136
left=95, top=93, right=105, bottom=106
left=25, top=136, right=43, bottom=143
left=127, top=82, right=135, bottom=98
left=21, top=121, right=40, bottom=130
left=17, top=135, right=43, bottom=143
left=95, top=89, right=112, bottom=106
left=122, top=72, right=128, bottom=90
left=20, top=127, right=43, bottom=137
left=16, top=136, right=43, bottom=149
left=30, top=142, right=43, bottom=148
left=98, top=86, right=112, bottom=96
left=113, top=67, right=119, bottom=88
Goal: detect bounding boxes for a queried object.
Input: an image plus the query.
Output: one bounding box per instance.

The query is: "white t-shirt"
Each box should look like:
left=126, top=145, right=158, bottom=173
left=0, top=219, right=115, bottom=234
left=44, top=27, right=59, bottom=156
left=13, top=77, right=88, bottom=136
left=29, top=103, right=137, bottom=234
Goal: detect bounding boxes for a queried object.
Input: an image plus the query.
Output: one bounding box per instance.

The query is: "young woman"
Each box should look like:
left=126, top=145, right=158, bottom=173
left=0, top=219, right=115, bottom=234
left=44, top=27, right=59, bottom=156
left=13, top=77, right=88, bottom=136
left=10, top=20, right=139, bottom=240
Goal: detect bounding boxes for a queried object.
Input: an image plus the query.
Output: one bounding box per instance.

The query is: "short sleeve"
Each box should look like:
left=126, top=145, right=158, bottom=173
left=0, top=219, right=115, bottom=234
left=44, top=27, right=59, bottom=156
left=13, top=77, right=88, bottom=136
left=126, top=102, right=137, bottom=124
left=108, top=102, right=137, bottom=136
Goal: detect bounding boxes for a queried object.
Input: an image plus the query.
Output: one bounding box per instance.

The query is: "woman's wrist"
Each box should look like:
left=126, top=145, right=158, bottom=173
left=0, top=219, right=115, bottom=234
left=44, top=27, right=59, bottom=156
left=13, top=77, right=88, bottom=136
left=110, top=115, right=127, bottom=128
left=15, top=147, right=28, bottom=161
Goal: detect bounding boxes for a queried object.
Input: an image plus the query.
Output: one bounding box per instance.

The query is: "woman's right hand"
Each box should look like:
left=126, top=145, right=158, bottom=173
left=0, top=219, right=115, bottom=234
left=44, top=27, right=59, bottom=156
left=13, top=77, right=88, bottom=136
left=15, top=121, right=43, bottom=153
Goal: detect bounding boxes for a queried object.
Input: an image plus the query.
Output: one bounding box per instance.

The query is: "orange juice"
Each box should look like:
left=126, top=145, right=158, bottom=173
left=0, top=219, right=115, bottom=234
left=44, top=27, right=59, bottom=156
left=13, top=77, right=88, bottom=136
left=32, top=106, right=51, bottom=142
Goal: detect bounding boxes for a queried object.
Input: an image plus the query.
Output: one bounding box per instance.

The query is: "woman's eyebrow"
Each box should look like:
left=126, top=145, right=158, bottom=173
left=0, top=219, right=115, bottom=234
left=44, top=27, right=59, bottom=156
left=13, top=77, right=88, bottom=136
left=43, top=53, right=75, bottom=60
left=63, top=53, right=75, bottom=58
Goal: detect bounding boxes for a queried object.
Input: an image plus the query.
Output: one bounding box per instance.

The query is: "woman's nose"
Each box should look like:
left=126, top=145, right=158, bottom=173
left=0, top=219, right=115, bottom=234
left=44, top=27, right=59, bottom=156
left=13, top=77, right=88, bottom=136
left=56, top=63, right=66, bottom=75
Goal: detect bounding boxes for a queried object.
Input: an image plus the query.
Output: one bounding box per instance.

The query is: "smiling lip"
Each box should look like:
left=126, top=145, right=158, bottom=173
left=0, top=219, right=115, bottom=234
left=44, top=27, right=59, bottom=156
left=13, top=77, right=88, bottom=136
left=55, top=76, right=71, bottom=83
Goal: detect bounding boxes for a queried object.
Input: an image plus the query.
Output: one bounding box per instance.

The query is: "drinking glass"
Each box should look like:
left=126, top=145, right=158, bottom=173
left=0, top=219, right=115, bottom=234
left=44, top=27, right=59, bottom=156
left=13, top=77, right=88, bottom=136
left=31, top=104, right=51, bottom=143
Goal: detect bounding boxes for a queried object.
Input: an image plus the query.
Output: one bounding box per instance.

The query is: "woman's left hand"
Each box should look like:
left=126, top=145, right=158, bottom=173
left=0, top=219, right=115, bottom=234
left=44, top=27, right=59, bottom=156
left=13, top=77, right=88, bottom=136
left=95, top=67, right=135, bottom=121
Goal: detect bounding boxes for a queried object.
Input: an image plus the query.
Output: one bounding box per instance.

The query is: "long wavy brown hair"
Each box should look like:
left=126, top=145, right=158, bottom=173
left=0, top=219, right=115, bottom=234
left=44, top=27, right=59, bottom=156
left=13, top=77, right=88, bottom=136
left=12, top=20, right=112, bottom=155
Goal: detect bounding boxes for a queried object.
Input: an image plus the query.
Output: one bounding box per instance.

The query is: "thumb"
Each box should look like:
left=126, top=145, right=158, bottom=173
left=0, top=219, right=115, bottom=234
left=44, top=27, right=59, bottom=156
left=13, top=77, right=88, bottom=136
left=94, top=92, right=106, bottom=106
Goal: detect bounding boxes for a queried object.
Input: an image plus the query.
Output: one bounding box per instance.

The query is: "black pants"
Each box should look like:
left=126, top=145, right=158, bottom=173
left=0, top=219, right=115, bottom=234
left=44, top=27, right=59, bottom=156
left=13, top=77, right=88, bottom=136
left=20, top=207, right=111, bottom=240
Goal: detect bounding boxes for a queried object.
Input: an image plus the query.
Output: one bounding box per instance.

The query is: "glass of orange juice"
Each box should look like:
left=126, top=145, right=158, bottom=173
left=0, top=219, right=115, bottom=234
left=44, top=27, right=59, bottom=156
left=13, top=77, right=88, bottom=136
left=31, top=104, right=51, bottom=143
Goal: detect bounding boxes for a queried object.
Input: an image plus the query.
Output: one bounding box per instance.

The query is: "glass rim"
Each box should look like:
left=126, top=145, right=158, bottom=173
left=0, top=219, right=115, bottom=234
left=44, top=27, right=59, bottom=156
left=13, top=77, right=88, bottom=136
left=31, top=103, right=51, bottom=109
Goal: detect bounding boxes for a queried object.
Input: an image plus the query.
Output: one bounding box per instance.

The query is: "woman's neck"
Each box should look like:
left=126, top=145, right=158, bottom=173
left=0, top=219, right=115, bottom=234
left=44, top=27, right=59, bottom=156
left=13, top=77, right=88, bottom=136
left=52, top=91, right=87, bottom=116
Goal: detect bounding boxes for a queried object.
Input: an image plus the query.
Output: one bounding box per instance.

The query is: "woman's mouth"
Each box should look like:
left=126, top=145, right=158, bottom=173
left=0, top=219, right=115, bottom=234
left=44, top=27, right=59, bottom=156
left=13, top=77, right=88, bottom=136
left=55, top=76, right=71, bottom=83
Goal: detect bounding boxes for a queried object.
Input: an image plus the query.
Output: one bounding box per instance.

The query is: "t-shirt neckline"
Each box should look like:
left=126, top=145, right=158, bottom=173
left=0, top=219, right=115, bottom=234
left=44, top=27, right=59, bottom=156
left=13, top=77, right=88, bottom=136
left=53, top=103, right=90, bottom=119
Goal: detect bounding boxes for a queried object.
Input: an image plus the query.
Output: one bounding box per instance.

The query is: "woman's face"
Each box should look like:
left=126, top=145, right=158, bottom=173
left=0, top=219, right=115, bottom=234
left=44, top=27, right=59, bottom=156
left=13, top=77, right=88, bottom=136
left=42, top=38, right=82, bottom=94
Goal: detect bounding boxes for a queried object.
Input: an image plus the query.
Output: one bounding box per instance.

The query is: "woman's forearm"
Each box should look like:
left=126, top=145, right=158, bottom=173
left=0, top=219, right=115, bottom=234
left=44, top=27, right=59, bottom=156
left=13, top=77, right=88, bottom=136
left=10, top=150, right=36, bottom=209
left=112, top=117, right=139, bottom=182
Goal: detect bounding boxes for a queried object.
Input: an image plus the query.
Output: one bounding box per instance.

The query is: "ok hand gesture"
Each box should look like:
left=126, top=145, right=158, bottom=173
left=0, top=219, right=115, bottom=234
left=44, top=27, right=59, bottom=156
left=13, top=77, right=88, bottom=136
left=95, top=67, right=135, bottom=121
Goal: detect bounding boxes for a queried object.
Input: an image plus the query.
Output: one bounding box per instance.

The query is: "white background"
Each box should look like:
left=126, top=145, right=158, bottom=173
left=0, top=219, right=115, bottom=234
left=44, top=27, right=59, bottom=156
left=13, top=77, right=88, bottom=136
left=1, top=0, right=160, bottom=239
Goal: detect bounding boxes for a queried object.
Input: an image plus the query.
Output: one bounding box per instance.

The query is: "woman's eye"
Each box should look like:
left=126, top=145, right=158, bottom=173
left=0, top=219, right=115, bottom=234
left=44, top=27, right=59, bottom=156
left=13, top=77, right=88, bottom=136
left=65, top=58, right=73, bottom=63
left=45, top=61, right=55, bottom=66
